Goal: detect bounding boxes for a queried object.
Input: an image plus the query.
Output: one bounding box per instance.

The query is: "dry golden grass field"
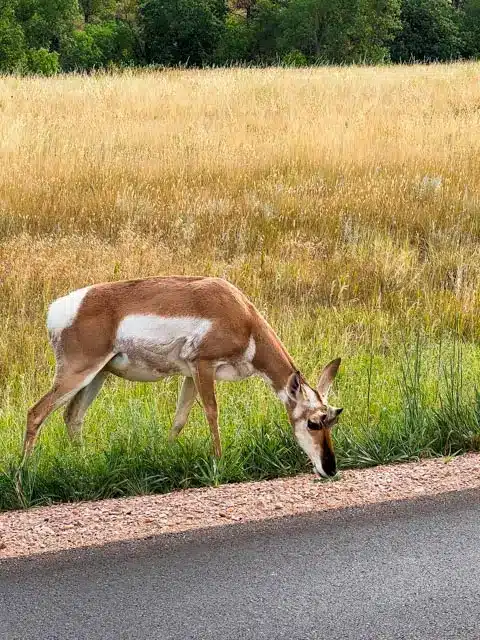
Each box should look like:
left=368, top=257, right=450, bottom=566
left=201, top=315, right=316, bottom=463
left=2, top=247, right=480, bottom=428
left=1, top=63, right=480, bottom=509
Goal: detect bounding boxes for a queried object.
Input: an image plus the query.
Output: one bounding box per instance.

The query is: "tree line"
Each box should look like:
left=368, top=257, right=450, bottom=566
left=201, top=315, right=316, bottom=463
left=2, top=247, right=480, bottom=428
left=1, top=0, right=479, bottom=75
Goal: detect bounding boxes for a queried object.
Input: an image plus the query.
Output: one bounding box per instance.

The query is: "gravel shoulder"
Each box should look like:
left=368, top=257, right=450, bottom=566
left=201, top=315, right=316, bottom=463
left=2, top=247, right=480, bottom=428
left=1, top=452, right=479, bottom=560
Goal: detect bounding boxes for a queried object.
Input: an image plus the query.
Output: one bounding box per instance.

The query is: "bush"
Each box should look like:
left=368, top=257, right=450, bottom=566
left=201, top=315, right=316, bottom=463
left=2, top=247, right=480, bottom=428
left=282, top=49, right=308, bottom=67
left=60, top=22, right=135, bottom=71
left=84, top=21, right=136, bottom=66
left=27, top=47, right=60, bottom=75
left=60, top=29, right=102, bottom=71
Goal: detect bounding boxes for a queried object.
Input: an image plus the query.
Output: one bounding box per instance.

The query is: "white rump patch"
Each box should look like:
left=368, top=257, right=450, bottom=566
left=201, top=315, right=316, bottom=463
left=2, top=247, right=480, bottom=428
left=116, top=315, right=212, bottom=359
left=47, top=286, right=93, bottom=333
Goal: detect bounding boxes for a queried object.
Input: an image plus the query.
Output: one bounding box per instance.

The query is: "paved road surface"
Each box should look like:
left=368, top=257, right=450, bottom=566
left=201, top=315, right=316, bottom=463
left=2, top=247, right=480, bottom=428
left=1, top=489, right=479, bottom=639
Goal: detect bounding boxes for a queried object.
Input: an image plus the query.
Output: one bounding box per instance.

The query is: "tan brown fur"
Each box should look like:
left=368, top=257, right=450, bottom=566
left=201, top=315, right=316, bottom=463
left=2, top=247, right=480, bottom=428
left=62, top=277, right=254, bottom=362
left=23, top=276, right=342, bottom=475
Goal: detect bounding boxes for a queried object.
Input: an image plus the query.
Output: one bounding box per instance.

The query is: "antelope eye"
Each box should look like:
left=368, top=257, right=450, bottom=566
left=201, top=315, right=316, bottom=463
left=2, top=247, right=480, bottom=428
left=307, top=420, right=322, bottom=431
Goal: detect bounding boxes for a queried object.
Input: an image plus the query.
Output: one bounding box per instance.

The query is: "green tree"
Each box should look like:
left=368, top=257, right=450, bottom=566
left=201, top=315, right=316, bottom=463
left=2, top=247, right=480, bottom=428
left=351, top=0, right=402, bottom=62
left=116, top=0, right=145, bottom=62
left=280, top=0, right=400, bottom=63
left=215, top=12, right=251, bottom=63
left=140, top=0, right=225, bottom=66
left=60, top=20, right=135, bottom=69
left=248, top=0, right=283, bottom=61
left=15, top=0, right=80, bottom=50
left=208, top=0, right=227, bottom=22
left=0, top=0, right=27, bottom=71
left=459, top=0, right=480, bottom=56
left=86, top=20, right=136, bottom=63
left=78, top=0, right=115, bottom=23
left=391, top=0, right=462, bottom=61
left=280, top=0, right=340, bottom=60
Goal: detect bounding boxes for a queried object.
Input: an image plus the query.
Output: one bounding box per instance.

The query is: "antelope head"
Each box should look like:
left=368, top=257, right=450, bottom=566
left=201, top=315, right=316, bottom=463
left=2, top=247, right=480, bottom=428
left=285, top=358, right=342, bottom=477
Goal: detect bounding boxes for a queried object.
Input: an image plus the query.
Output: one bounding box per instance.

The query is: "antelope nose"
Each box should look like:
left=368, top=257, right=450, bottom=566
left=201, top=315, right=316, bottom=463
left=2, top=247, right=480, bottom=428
left=323, top=458, right=337, bottom=477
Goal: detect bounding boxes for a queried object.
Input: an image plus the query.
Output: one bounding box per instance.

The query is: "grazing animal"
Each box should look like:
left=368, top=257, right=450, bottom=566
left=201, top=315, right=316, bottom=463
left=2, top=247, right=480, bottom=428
left=24, top=276, right=343, bottom=476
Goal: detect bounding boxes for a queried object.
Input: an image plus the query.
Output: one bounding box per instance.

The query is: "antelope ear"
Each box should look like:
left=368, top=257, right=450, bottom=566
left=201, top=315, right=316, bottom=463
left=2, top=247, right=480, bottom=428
left=317, top=358, right=341, bottom=400
left=326, top=407, right=343, bottom=427
left=286, top=371, right=302, bottom=402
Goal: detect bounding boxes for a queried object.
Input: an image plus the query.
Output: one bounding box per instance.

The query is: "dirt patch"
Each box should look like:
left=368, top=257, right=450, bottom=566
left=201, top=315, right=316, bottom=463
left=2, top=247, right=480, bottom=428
left=1, top=453, right=479, bottom=560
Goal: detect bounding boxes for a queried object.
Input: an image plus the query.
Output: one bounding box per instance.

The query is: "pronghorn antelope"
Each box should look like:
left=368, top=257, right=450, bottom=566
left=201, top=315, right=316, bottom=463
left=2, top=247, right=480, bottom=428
left=24, top=276, right=343, bottom=476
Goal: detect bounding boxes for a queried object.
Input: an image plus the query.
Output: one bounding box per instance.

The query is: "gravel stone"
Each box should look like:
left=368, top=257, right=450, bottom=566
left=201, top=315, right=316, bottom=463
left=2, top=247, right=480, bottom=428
left=1, top=453, right=479, bottom=560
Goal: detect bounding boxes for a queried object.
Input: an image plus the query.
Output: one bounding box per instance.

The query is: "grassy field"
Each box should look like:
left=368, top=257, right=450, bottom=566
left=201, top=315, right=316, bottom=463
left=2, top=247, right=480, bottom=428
left=2, top=63, right=480, bottom=511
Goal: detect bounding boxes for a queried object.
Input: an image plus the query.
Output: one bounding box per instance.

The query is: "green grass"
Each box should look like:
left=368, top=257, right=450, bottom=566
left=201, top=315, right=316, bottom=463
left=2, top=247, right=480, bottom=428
left=2, top=318, right=480, bottom=512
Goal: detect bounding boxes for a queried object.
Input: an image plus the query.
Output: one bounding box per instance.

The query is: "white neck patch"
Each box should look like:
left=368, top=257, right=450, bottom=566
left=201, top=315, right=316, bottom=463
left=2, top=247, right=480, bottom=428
left=244, top=335, right=256, bottom=362
left=294, top=422, right=325, bottom=477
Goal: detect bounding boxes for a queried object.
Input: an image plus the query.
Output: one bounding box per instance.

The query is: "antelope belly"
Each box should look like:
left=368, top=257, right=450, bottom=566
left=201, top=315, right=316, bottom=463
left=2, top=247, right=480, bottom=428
left=106, top=353, right=185, bottom=381
left=107, top=353, right=162, bottom=381
left=215, top=362, right=255, bottom=381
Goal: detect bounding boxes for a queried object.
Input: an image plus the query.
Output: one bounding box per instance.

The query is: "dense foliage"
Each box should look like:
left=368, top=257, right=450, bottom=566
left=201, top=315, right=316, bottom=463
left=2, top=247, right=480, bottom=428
left=0, top=1, right=479, bottom=74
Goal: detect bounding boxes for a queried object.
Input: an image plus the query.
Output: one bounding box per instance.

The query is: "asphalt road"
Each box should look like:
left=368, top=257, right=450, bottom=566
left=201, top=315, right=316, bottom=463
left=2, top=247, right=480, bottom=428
left=1, top=489, right=479, bottom=640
